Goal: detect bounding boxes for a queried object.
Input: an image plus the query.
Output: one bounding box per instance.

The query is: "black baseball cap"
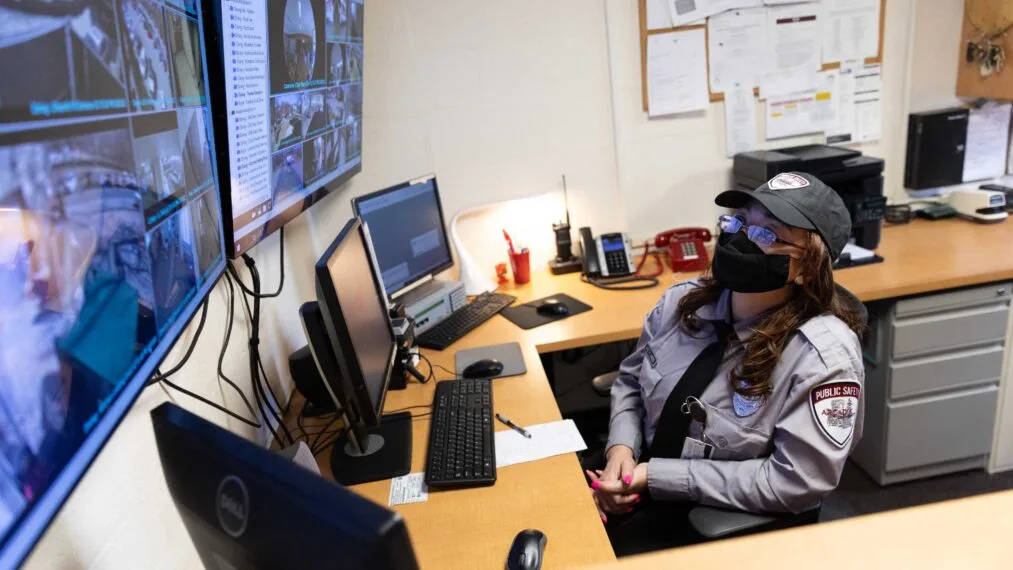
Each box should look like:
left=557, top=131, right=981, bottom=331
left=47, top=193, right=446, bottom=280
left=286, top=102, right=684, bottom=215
left=714, top=172, right=851, bottom=260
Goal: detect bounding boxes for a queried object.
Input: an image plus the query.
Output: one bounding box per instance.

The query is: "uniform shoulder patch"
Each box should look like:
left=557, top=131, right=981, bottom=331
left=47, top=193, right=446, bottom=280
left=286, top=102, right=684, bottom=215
left=809, top=381, right=860, bottom=448
left=767, top=173, right=810, bottom=190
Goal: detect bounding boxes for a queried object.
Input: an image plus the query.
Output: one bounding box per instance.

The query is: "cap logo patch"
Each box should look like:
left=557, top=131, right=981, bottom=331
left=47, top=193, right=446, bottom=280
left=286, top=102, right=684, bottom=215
left=809, top=381, right=860, bottom=448
left=767, top=173, right=810, bottom=190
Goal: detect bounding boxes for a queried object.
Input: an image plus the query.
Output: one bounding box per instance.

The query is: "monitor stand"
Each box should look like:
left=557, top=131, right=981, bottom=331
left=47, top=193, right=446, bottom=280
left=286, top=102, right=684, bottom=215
left=329, top=411, right=412, bottom=486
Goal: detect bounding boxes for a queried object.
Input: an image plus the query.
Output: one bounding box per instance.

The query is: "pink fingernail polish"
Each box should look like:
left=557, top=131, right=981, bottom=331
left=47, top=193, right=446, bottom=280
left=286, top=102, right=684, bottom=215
left=591, top=481, right=600, bottom=490
left=601, top=515, right=607, bottom=523
left=623, top=476, right=632, bottom=485
left=634, top=496, right=641, bottom=504
left=627, top=507, right=634, bottom=513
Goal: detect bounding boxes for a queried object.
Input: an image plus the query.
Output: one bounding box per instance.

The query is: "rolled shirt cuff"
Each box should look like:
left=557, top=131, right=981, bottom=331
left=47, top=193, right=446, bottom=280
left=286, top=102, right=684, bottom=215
left=647, top=458, right=693, bottom=501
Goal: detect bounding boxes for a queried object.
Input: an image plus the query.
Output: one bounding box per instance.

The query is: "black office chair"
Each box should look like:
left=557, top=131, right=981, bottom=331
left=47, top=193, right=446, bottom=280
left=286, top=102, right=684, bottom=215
left=591, top=371, right=821, bottom=539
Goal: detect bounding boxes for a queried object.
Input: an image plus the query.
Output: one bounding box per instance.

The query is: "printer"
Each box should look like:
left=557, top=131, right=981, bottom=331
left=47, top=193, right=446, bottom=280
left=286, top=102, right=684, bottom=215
left=732, top=144, right=887, bottom=251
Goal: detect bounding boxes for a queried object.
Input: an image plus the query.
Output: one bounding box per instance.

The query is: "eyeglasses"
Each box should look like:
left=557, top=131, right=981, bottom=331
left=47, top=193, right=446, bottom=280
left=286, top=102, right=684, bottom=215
left=718, top=214, right=802, bottom=250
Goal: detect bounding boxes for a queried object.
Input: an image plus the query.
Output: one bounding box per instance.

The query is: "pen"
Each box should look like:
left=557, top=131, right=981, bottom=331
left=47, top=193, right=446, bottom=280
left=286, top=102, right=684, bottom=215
left=495, top=413, right=531, bottom=438
left=502, top=229, right=516, bottom=255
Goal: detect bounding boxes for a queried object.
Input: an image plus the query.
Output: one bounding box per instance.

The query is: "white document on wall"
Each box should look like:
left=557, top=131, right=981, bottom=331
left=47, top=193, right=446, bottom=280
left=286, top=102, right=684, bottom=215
left=724, top=83, right=758, bottom=157
left=708, top=7, right=766, bottom=94
left=823, top=0, right=881, bottom=63
left=647, top=29, right=710, bottom=117
left=963, top=102, right=1013, bottom=183
left=765, top=70, right=836, bottom=140
left=647, top=0, right=675, bottom=30
left=827, top=63, right=857, bottom=144
left=758, top=3, right=825, bottom=99
left=668, top=0, right=762, bottom=28
left=853, top=63, right=881, bottom=142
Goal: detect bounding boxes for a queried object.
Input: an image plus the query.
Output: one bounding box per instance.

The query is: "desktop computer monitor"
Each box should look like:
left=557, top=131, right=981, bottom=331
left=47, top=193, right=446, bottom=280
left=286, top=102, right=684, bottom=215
left=311, top=217, right=411, bottom=485
left=352, top=175, right=453, bottom=298
left=0, top=0, right=227, bottom=563
left=151, top=402, right=419, bottom=569
left=201, top=0, right=366, bottom=256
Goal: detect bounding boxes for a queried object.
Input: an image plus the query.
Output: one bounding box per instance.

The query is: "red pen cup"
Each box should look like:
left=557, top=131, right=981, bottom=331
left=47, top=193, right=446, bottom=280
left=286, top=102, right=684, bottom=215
left=508, top=250, right=531, bottom=285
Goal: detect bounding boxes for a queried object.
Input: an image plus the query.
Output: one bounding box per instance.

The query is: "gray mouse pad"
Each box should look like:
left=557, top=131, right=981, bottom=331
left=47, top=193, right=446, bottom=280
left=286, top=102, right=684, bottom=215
left=500, top=293, right=592, bottom=330
left=454, top=342, right=526, bottom=379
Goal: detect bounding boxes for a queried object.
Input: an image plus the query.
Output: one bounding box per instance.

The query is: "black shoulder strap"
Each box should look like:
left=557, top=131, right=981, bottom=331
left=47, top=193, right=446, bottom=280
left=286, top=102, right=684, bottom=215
left=648, top=319, right=732, bottom=459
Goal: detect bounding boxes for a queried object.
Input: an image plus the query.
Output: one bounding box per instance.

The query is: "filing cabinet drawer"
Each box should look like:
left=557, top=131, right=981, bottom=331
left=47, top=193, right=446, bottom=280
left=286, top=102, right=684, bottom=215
left=889, top=344, right=1004, bottom=399
left=892, top=304, right=1008, bottom=359
left=894, top=282, right=1011, bottom=317
left=884, top=385, right=998, bottom=472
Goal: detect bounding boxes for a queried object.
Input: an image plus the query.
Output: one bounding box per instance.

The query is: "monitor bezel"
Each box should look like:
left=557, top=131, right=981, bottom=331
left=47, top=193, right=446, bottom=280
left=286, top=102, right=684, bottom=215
left=313, top=218, right=396, bottom=428
left=200, top=0, right=364, bottom=259
left=351, top=174, right=454, bottom=299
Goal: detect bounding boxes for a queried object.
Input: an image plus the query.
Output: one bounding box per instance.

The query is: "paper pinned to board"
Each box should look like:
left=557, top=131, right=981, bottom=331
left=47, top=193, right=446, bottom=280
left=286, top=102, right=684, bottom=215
left=495, top=419, right=587, bottom=468
left=963, top=102, right=1013, bottom=183
left=822, top=0, right=881, bottom=63
left=667, top=0, right=762, bottom=28
left=758, top=3, right=824, bottom=99
left=388, top=472, right=429, bottom=507
left=852, top=63, right=881, bottom=142
left=765, top=71, right=836, bottom=140
left=827, top=62, right=858, bottom=144
left=647, top=29, right=710, bottom=117
left=647, top=0, right=675, bottom=30
left=708, top=7, right=766, bottom=94
left=724, top=83, right=757, bottom=157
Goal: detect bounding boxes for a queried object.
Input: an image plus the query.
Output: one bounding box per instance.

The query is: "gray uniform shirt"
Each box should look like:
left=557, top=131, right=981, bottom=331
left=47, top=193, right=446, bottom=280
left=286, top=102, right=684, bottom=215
left=607, top=280, right=865, bottom=514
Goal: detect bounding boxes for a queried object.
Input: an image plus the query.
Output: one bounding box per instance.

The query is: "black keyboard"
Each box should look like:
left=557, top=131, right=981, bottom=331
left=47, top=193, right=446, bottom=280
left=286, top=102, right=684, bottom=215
left=424, top=379, right=496, bottom=488
left=415, top=292, right=516, bottom=350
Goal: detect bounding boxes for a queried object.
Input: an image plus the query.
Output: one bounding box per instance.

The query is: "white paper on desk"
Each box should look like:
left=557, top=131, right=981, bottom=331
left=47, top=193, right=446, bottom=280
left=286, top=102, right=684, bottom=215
left=822, top=0, right=881, bottom=63
left=827, top=63, right=857, bottom=144
left=495, top=419, right=587, bottom=468
left=841, top=242, right=875, bottom=262
left=667, top=0, right=761, bottom=28
left=708, top=7, right=766, bottom=94
left=724, top=83, right=757, bottom=157
left=647, top=0, right=674, bottom=30
left=389, top=472, right=429, bottom=507
left=963, top=102, right=1013, bottom=183
left=853, top=63, right=881, bottom=142
left=758, top=3, right=824, bottom=99
left=647, top=29, right=710, bottom=117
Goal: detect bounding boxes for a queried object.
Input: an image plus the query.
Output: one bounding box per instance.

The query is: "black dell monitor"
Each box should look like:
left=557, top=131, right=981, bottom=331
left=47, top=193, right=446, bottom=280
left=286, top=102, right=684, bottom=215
left=201, top=0, right=366, bottom=256
left=151, top=402, right=419, bottom=569
left=0, top=0, right=227, bottom=563
left=312, top=217, right=411, bottom=485
left=351, top=175, right=453, bottom=299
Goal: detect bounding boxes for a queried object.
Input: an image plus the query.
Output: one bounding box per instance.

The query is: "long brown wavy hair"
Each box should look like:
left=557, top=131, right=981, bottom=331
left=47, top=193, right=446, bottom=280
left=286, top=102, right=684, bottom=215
left=677, top=231, right=865, bottom=398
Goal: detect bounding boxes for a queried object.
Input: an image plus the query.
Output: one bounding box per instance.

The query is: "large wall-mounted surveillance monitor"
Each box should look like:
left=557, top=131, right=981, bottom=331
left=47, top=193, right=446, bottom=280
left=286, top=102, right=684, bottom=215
left=203, top=0, right=365, bottom=256
left=0, top=0, right=227, bottom=565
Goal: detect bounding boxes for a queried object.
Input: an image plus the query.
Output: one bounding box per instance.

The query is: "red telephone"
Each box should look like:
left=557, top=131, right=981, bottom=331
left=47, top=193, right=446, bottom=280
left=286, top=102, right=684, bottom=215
left=655, top=228, right=712, bottom=272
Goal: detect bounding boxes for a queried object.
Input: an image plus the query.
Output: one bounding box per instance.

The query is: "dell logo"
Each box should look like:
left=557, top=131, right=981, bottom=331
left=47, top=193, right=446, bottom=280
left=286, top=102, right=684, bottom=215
left=216, top=475, right=249, bottom=538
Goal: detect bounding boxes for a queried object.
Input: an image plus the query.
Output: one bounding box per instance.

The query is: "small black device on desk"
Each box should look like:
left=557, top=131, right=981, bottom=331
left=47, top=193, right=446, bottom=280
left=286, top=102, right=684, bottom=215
left=415, top=291, right=516, bottom=350
left=536, top=298, right=569, bottom=316
left=507, top=530, right=547, bottom=570
left=548, top=175, right=582, bottom=275
left=462, top=358, right=504, bottom=379
left=424, top=378, right=496, bottom=487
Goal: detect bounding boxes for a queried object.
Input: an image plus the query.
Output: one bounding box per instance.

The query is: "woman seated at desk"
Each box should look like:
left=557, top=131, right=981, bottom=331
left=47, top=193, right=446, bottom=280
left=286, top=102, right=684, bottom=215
left=588, top=172, right=867, bottom=556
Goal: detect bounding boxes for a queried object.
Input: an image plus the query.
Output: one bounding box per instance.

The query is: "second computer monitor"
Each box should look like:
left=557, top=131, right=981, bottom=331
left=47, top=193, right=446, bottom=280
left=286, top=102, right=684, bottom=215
left=314, top=218, right=396, bottom=428
left=352, top=175, right=453, bottom=298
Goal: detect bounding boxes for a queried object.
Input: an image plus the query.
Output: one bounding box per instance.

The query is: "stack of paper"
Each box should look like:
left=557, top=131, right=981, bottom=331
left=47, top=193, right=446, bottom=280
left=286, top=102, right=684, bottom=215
left=495, top=419, right=587, bottom=468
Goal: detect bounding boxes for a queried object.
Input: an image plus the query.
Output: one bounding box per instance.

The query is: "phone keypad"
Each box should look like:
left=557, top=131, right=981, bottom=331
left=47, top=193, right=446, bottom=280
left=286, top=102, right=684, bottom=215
left=681, top=242, right=699, bottom=260
left=605, top=251, right=629, bottom=274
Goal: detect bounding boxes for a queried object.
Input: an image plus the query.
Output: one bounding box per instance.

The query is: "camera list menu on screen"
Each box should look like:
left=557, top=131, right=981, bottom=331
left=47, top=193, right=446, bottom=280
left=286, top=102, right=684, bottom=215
left=222, top=0, right=364, bottom=255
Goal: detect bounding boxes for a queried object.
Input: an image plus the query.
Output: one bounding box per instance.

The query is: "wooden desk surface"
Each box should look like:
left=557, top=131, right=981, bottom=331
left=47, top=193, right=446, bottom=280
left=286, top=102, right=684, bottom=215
left=587, top=489, right=1013, bottom=569
left=290, top=218, right=1013, bottom=569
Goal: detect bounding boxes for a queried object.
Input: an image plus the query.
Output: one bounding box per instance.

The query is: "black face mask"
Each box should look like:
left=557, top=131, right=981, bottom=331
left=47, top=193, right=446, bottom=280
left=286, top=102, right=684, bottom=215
left=712, top=232, right=791, bottom=293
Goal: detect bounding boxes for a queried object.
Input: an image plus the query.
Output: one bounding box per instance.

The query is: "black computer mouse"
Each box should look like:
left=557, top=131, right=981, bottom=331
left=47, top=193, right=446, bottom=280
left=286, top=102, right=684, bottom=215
left=461, top=358, right=504, bottom=379
left=536, top=298, right=570, bottom=317
left=506, top=529, right=546, bottom=570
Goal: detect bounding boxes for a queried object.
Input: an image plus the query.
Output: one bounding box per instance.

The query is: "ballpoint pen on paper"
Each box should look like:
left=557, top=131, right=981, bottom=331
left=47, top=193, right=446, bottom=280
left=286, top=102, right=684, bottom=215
left=495, top=413, right=531, bottom=438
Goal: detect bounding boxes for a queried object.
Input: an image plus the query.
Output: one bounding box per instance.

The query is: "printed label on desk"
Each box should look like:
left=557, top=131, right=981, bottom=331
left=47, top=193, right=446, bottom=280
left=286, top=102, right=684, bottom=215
left=389, top=472, right=429, bottom=506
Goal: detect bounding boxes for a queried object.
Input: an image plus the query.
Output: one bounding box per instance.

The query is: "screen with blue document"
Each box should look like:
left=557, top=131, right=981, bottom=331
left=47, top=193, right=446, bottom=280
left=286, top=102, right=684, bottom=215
left=0, top=0, right=226, bottom=564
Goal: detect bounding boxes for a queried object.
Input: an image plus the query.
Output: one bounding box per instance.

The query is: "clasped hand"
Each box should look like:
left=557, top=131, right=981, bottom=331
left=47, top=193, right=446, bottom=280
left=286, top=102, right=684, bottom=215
left=586, top=445, right=647, bottom=523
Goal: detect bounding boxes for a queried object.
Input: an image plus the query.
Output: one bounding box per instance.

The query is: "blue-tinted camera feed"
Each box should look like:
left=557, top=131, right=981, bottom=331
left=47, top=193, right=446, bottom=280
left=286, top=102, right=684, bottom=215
left=0, top=0, right=224, bottom=550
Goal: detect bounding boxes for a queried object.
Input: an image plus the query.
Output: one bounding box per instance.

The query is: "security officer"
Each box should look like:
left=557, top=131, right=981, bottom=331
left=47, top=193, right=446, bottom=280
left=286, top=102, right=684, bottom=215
left=587, top=172, right=867, bottom=556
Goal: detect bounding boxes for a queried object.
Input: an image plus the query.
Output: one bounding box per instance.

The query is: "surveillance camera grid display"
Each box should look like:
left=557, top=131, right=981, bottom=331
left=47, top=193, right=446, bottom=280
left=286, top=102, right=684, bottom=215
left=226, top=0, right=362, bottom=255
left=0, top=0, right=224, bottom=553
